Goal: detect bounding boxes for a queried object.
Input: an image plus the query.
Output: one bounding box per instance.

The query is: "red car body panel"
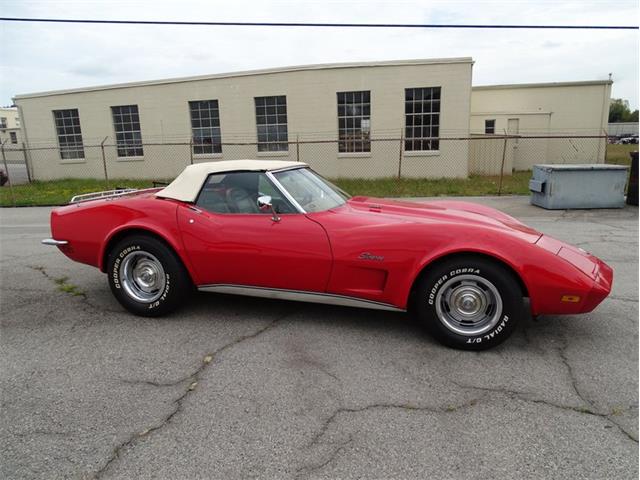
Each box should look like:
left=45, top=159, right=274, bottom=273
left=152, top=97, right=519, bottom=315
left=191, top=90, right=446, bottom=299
left=176, top=204, right=332, bottom=292
left=50, top=191, right=197, bottom=282
left=49, top=191, right=613, bottom=316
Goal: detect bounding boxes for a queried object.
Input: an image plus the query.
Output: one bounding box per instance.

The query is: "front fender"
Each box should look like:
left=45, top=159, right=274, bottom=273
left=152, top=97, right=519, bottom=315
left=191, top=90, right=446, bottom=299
left=404, top=238, right=536, bottom=310
left=404, top=232, right=601, bottom=316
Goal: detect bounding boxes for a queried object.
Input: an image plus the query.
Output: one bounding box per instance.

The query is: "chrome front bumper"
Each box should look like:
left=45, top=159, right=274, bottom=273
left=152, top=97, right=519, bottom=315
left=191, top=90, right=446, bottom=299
left=42, top=238, right=68, bottom=246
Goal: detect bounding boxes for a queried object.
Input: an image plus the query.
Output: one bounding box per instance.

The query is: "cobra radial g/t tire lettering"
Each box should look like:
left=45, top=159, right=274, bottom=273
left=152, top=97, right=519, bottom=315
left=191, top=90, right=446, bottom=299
left=107, top=234, right=191, bottom=316
left=416, top=256, right=524, bottom=350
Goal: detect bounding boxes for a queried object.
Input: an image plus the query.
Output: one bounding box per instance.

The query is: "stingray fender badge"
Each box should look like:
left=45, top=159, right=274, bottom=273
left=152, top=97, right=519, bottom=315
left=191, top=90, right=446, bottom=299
left=359, top=252, right=384, bottom=262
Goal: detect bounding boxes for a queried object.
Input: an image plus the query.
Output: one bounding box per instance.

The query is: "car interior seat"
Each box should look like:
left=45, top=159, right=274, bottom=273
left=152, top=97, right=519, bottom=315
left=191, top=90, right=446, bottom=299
left=225, top=187, right=259, bottom=213
left=197, top=188, right=231, bottom=213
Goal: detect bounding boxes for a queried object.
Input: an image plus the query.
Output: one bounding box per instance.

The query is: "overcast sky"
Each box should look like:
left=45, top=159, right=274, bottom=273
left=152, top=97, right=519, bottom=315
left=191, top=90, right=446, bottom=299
left=1, top=0, right=638, bottom=108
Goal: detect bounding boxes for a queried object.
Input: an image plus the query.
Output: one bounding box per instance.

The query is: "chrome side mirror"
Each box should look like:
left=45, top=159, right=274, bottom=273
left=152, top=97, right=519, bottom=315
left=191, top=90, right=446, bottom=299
left=257, top=195, right=280, bottom=222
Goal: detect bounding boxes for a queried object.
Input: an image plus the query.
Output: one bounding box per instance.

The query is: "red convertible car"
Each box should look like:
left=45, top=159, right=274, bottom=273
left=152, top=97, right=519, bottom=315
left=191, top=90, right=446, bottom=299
left=43, top=160, right=612, bottom=350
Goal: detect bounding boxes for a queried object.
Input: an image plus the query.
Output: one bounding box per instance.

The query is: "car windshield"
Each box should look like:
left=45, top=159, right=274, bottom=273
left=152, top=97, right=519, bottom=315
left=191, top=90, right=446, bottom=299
left=273, top=167, right=350, bottom=213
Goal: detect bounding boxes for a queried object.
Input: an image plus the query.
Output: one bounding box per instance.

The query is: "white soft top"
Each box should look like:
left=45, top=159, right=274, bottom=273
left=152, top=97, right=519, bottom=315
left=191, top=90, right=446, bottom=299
left=156, top=159, right=307, bottom=202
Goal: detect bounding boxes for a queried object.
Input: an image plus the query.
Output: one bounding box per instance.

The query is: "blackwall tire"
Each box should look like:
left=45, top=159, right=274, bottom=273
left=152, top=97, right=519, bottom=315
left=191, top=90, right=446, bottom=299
left=416, top=256, right=524, bottom=350
left=107, top=235, right=191, bottom=317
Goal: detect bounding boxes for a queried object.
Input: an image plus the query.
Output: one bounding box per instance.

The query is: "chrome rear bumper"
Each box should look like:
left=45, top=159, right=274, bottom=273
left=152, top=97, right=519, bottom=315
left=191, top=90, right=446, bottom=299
left=42, top=238, right=68, bottom=246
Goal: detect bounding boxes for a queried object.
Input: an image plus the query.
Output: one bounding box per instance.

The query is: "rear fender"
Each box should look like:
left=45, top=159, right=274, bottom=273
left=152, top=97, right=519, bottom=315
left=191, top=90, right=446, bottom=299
left=99, top=223, right=200, bottom=284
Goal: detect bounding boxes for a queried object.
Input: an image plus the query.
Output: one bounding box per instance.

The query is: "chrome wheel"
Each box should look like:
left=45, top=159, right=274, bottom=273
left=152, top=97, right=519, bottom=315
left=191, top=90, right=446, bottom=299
left=434, top=274, right=503, bottom=336
left=119, top=251, right=166, bottom=303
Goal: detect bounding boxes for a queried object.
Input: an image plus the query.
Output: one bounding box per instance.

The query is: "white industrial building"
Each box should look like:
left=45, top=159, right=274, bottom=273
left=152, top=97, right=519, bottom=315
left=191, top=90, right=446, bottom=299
left=470, top=80, right=611, bottom=172
left=607, top=122, right=638, bottom=137
left=12, top=58, right=612, bottom=180
left=0, top=107, right=22, bottom=146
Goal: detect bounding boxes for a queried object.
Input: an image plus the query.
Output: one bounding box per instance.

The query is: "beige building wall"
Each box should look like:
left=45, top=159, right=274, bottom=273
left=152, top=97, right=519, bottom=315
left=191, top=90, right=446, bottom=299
left=0, top=107, right=22, bottom=147
left=468, top=135, right=514, bottom=176
left=470, top=81, right=611, bottom=171
left=14, top=58, right=473, bottom=181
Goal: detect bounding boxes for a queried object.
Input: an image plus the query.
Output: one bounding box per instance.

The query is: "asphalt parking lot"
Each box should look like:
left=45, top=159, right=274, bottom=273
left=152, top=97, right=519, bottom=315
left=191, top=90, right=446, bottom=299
left=2, top=161, right=29, bottom=185
left=1, top=196, right=638, bottom=480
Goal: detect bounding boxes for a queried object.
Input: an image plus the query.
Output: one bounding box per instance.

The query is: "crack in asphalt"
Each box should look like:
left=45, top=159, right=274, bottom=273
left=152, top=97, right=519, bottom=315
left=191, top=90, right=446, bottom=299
left=28, top=265, right=123, bottom=316
left=93, top=313, right=289, bottom=479
left=556, top=336, right=587, bottom=403
left=294, top=354, right=342, bottom=384
left=449, top=379, right=608, bottom=418
left=448, top=342, right=639, bottom=445
left=294, top=397, right=482, bottom=478
left=555, top=335, right=638, bottom=443
left=293, top=314, right=639, bottom=477
left=27, top=265, right=108, bottom=333
left=513, top=315, right=638, bottom=444
left=295, top=434, right=354, bottom=479
left=118, top=378, right=187, bottom=388
left=30, top=265, right=86, bottom=297
left=303, top=397, right=481, bottom=452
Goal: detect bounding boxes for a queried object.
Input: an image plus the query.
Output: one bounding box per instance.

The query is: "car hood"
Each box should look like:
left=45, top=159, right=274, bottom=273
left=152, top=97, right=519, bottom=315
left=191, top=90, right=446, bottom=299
left=341, top=196, right=542, bottom=242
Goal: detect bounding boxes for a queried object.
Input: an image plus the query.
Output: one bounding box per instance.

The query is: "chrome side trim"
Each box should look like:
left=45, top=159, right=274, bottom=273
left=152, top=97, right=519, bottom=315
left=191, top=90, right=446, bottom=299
left=42, top=238, right=68, bottom=246
left=265, top=170, right=306, bottom=214
left=198, top=284, right=405, bottom=312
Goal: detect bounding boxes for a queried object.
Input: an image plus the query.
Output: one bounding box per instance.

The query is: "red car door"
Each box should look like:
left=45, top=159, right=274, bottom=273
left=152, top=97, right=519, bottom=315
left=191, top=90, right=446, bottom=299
left=176, top=205, right=332, bottom=292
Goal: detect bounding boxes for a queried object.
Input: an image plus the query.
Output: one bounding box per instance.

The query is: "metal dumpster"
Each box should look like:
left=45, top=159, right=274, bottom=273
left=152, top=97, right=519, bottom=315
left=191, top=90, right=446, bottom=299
left=627, top=151, right=638, bottom=206
left=529, top=164, right=629, bottom=209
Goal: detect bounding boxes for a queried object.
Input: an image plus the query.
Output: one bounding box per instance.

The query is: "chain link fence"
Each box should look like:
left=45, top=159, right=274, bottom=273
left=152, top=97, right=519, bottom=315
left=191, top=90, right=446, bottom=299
left=0, top=134, right=614, bottom=206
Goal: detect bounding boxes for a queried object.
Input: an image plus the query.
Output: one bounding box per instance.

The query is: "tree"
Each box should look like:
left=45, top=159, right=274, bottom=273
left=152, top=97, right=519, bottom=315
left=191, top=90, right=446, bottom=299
left=609, top=98, right=637, bottom=123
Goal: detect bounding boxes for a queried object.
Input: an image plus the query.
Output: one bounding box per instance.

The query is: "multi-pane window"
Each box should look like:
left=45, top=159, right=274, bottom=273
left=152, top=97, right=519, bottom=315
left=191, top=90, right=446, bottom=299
left=485, top=119, right=496, bottom=134
left=337, top=91, right=371, bottom=153
left=53, top=109, right=85, bottom=159
left=111, top=105, right=143, bottom=157
left=255, top=96, right=288, bottom=152
left=0, top=117, right=7, bottom=129
left=189, top=100, right=222, bottom=155
left=9, top=132, right=17, bottom=144
left=404, top=87, right=441, bottom=151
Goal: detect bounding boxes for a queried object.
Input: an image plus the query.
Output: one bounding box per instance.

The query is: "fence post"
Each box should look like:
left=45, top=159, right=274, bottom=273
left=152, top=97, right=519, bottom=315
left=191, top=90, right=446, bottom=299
left=497, top=131, right=508, bottom=196
left=189, top=138, right=194, bottom=165
left=602, top=128, right=608, bottom=164
left=1, top=141, right=16, bottom=206
left=296, top=134, right=300, bottom=162
left=21, top=142, right=32, bottom=183
left=397, top=129, right=404, bottom=179
left=100, top=136, right=109, bottom=188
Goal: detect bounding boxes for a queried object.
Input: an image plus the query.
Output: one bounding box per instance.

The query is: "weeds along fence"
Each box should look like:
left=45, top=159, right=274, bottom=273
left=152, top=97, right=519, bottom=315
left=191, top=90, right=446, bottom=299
left=1, top=134, right=609, bottom=206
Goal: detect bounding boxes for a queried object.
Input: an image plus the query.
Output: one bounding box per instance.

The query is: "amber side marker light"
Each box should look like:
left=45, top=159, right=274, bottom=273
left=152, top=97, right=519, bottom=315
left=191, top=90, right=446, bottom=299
left=561, top=295, right=581, bottom=303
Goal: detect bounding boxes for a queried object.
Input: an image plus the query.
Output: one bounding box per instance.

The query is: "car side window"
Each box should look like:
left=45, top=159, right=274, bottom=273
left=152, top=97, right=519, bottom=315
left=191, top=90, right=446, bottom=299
left=257, top=175, right=297, bottom=214
left=196, top=172, right=297, bottom=215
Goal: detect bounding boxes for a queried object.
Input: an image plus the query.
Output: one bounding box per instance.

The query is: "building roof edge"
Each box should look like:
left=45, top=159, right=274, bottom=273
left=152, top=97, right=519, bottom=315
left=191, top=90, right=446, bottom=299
left=14, top=57, right=474, bottom=100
